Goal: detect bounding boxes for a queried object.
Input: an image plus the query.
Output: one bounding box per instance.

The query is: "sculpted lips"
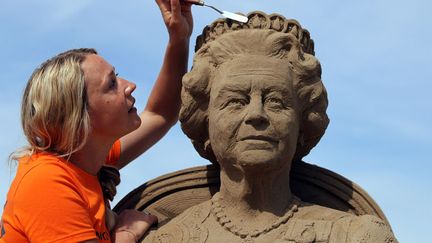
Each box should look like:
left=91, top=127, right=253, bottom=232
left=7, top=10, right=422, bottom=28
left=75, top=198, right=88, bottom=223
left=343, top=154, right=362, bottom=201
left=239, top=135, right=277, bottom=143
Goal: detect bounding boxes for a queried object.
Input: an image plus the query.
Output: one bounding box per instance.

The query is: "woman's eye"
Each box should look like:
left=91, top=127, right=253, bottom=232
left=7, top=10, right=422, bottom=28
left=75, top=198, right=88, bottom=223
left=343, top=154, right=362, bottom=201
left=109, top=73, right=119, bottom=89
left=109, top=78, right=117, bottom=89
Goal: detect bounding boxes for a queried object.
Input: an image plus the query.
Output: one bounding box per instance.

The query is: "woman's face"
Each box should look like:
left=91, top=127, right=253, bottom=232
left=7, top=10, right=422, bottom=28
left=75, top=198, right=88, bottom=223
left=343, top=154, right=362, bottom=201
left=81, top=54, right=141, bottom=142
left=208, top=57, right=300, bottom=172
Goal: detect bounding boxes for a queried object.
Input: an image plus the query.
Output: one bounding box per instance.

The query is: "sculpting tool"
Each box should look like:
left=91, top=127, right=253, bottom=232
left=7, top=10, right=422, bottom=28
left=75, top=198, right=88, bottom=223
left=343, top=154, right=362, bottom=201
left=183, top=0, right=248, bottom=23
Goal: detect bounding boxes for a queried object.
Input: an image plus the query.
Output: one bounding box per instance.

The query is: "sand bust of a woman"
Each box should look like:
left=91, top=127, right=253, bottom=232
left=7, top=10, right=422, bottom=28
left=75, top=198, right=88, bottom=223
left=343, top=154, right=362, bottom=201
left=143, top=12, right=397, bottom=243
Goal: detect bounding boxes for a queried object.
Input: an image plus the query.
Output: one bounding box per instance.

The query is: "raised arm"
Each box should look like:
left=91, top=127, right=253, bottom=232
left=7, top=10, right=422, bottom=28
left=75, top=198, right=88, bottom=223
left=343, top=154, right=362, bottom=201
left=117, top=0, right=193, bottom=169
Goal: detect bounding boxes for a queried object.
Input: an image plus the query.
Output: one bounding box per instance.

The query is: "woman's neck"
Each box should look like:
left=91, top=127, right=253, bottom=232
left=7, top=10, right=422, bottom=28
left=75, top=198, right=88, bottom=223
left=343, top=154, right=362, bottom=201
left=69, top=137, right=114, bottom=175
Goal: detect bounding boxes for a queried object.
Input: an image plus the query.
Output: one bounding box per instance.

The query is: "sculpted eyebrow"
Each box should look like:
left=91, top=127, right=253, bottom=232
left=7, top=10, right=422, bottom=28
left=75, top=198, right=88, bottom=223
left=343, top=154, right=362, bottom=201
left=263, top=86, right=292, bottom=102
left=263, top=85, right=290, bottom=94
left=228, top=72, right=280, bottom=78
left=215, top=85, right=249, bottom=99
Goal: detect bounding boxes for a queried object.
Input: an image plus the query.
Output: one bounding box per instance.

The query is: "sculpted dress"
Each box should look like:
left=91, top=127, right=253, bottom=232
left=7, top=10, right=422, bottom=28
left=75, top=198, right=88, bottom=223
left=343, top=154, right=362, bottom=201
left=143, top=196, right=397, bottom=243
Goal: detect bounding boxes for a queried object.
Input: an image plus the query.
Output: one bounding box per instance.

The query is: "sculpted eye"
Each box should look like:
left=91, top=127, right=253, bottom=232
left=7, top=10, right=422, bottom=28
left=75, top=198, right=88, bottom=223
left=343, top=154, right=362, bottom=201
left=264, top=97, right=285, bottom=108
left=224, top=98, right=247, bottom=108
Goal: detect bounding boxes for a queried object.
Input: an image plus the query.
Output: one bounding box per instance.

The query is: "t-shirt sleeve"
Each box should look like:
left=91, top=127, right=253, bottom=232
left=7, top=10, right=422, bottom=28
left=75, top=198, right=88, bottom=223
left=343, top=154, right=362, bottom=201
left=13, top=164, right=98, bottom=243
left=105, top=140, right=121, bottom=166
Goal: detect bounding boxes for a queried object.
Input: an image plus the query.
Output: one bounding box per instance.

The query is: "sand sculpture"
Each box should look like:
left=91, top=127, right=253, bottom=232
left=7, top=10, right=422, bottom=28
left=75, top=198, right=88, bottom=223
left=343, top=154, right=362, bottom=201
left=115, top=11, right=398, bottom=242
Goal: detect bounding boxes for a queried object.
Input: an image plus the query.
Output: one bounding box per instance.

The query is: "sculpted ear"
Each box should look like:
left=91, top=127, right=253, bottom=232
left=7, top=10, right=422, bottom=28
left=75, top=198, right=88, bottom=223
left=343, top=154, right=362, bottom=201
left=297, top=132, right=305, bottom=147
left=204, top=139, right=218, bottom=164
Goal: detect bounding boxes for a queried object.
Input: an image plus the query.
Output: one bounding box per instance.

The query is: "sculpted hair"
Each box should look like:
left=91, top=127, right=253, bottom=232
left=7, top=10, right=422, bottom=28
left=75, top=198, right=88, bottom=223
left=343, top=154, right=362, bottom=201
left=11, top=48, right=98, bottom=161
left=180, top=13, right=329, bottom=163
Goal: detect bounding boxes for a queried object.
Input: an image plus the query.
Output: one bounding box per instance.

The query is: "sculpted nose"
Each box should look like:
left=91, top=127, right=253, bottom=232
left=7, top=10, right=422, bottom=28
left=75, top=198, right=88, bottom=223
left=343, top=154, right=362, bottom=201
left=244, top=99, right=269, bottom=127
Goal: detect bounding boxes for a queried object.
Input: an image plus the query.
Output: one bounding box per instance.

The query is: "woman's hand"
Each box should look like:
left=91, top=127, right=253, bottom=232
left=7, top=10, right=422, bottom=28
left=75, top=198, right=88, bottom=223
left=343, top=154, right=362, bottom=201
left=155, top=0, right=193, bottom=42
left=112, top=209, right=157, bottom=242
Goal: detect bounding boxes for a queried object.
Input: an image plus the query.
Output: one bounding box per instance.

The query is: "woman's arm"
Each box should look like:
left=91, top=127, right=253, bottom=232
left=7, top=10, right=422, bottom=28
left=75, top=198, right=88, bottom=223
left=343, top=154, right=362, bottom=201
left=81, top=210, right=157, bottom=243
left=111, top=210, right=157, bottom=243
left=117, top=0, right=193, bottom=169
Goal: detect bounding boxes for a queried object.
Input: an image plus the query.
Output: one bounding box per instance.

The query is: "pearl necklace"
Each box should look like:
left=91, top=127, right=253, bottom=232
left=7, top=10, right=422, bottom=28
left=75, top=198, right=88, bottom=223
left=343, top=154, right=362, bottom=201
left=210, top=193, right=300, bottom=240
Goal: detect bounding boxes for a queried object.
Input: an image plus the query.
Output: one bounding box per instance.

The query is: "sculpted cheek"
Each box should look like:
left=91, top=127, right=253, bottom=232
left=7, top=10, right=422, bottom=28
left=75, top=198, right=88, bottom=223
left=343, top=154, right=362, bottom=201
left=209, top=110, right=242, bottom=158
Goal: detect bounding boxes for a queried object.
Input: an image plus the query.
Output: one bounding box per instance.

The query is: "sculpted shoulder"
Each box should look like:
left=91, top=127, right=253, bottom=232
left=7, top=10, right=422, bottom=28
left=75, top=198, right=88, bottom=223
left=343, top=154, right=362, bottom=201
left=141, top=201, right=211, bottom=243
left=281, top=203, right=350, bottom=242
left=345, top=214, right=398, bottom=243
left=281, top=203, right=398, bottom=243
left=294, top=202, right=352, bottom=221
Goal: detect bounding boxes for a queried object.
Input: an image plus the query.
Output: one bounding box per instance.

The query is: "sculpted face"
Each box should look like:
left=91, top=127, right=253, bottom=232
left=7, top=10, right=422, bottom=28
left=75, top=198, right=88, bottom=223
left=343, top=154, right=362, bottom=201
left=208, top=57, right=300, bottom=172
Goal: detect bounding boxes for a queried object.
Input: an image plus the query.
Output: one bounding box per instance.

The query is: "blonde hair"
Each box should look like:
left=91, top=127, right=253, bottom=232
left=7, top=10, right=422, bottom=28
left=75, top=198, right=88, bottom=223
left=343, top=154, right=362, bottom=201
left=10, top=48, right=97, bottom=162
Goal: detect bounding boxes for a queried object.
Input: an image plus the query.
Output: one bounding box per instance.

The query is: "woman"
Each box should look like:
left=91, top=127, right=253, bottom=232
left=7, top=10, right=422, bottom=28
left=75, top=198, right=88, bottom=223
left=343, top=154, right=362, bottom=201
left=0, top=0, right=193, bottom=242
left=144, top=13, right=397, bottom=242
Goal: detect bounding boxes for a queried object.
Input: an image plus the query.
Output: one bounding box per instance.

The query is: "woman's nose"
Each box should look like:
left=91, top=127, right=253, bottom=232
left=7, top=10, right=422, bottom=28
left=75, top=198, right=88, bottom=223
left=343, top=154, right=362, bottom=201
left=244, top=97, right=269, bottom=127
left=124, top=80, right=136, bottom=96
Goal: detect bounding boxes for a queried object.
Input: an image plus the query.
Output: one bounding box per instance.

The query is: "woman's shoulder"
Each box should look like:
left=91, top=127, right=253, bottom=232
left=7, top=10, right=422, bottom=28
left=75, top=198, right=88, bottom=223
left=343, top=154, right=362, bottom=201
left=11, top=153, right=88, bottom=201
left=16, top=154, right=72, bottom=183
left=17, top=152, right=97, bottom=184
left=15, top=153, right=64, bottom=181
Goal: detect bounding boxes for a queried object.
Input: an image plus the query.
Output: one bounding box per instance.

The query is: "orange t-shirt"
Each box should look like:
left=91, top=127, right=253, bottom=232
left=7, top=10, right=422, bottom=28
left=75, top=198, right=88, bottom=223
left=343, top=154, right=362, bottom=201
left=0, top=140, right=121, bottom=243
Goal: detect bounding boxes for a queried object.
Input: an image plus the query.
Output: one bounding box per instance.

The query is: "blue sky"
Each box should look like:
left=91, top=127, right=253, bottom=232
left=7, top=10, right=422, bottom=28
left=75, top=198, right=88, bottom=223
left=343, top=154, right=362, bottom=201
left=1, top=0, right=430, bottom=241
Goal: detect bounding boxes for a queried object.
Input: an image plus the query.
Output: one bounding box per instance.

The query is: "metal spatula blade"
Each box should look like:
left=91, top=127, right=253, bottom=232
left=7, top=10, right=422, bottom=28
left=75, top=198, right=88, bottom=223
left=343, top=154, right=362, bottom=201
left=184, top=0, right=248, bottom=23
left=221, top=11, right=248, bottom=23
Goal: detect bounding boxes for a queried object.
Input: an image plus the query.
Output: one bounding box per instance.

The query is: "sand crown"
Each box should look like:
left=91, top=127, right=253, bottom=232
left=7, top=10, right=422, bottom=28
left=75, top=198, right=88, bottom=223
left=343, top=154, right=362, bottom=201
left=195, top=11, right=315, bottom=55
